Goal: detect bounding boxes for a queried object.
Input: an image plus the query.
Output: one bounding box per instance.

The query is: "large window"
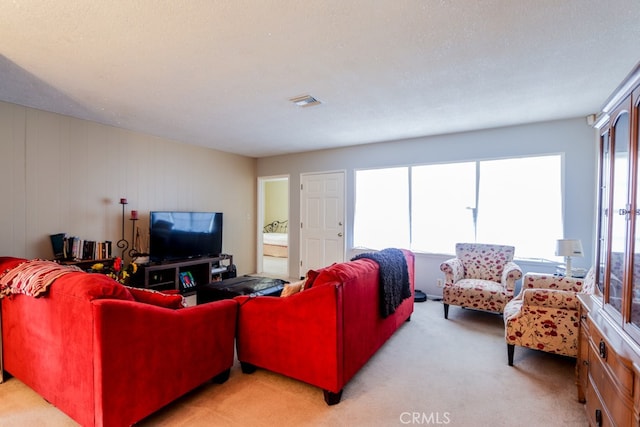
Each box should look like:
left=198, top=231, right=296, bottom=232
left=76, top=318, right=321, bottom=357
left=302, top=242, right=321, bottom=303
left=354, top=155, right=563, bottom=260
left=353, top=167, right=410, bottom=249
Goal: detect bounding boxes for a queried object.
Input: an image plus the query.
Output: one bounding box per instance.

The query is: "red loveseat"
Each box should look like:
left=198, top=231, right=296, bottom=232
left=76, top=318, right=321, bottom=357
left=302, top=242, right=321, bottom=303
left=235, top=249, right=415, bottom=405
left=0, top=257, right=237, bottom=427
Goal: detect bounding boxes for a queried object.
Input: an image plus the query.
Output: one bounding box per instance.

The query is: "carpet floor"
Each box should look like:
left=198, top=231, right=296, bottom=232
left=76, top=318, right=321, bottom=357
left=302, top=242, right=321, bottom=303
left=0, top=299, right=588, bottom=426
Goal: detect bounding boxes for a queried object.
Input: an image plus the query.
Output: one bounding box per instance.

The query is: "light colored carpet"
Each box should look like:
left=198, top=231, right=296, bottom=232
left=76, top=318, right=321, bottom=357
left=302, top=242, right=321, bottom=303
left=262, top=255, right=289, bottom=278
left=0, top=300, right=587, bottom=426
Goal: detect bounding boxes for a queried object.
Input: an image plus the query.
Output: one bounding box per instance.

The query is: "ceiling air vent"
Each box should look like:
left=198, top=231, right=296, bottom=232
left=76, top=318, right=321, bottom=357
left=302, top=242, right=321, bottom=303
left=289, top=94, right=321, bottom=107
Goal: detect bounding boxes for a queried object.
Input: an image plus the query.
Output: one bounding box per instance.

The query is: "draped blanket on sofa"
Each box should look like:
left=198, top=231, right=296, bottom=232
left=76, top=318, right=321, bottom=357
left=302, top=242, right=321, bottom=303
left=0, top=259, right=81, bottom=298
left=351, top=248, right=412, bottom=317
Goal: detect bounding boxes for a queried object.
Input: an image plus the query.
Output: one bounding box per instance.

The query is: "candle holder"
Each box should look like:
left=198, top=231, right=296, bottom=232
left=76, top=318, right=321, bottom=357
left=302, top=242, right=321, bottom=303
left=129, top=211, right=140, bottom=258
left=116, top=198, right=129, bottom=258
left=128, top=210, right=149, bottom=259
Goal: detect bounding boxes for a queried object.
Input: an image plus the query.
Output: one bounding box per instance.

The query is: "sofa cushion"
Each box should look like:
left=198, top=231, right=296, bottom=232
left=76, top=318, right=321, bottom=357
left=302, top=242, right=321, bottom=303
left=305, top=268, right=323, bottom=289
left=280, top=280, right=304, bottom=297
left=125, top=286, right=185, bottom=309
left=0, top=259, right=101, bottom=298
left=0, top=257, right=27, bottom=273
left=0, top=257, right=137, bottom=302
left=312, top=259, right=378, bottom=288
left=57, top=273, right=135, bottom=301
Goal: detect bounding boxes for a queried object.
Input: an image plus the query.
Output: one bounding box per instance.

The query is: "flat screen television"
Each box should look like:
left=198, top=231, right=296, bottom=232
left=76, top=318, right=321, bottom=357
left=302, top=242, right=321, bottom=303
left=149, top=211, right=223, bottom=262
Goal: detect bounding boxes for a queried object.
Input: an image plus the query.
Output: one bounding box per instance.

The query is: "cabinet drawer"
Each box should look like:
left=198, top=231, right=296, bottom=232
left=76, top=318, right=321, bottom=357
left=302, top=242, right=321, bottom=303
left=585, top=376, right=614, bottom=427
left=588, top=318, right=634, bottom=397
left=584, top=378, right=615, bottom=427
left=588, top=343, right=634, bottom=427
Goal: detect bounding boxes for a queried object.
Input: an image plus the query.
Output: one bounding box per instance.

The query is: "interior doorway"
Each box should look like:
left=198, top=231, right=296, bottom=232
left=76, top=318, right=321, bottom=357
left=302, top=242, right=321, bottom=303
left=257, top=175, right=289, bottom=278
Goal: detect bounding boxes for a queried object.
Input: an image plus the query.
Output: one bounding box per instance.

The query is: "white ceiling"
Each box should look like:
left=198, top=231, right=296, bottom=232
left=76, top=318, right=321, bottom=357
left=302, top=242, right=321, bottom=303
left=1, top=1, right=639, bottom=158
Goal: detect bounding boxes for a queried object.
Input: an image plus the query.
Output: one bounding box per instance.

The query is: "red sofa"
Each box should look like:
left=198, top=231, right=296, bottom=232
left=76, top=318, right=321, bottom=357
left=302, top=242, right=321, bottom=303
left=235, top=249, right=415, bottom=405
left=0, top=257, right=237, bottom=427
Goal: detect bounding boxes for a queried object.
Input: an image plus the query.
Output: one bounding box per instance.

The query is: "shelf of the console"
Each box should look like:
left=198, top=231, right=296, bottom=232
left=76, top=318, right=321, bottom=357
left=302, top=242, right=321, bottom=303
left=135, top=255, right=233, bottom=294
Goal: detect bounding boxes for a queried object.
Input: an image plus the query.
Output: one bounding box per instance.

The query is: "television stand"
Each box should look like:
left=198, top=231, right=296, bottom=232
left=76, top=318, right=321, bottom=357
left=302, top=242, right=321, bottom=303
left=132, top=255, right=234, bottom=306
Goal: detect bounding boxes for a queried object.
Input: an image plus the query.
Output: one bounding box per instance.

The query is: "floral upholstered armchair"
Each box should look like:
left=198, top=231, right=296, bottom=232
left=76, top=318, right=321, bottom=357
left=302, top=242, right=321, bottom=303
left=504, top=268, right=595, bottom=366
left=440, top=243, right=522, bottom=319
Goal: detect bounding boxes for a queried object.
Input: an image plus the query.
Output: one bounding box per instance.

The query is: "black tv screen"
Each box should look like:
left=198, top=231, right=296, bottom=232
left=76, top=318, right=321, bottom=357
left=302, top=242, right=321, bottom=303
left=149, top=211, right=223, bottom=262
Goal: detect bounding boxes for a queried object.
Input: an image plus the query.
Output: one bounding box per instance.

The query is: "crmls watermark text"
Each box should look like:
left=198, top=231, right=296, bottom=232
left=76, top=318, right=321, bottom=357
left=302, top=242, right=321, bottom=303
left=400, top=412, right=451, bottom=425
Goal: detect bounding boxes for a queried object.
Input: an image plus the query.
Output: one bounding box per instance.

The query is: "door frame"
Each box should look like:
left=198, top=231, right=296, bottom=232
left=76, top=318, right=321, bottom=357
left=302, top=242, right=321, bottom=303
left=257, top=174, right=289, bottom=275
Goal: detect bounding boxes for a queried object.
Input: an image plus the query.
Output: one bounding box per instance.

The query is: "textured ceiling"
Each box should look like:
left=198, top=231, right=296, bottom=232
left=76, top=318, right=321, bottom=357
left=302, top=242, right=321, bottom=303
left=1, top=1, right=639, bottom=158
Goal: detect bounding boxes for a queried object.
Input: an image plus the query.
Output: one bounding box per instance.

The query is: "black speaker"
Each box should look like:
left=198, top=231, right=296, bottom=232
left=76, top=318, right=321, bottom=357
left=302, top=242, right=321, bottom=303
left=50, top=233, right=66, bottom=260
left=222, top=263, right=237, bottom=279
left=414, top=289, right=427, bottom=303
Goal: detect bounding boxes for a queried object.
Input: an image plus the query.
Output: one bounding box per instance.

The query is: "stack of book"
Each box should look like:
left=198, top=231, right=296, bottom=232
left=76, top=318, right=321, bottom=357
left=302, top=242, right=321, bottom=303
left=53, top=234, right=113, bottom=261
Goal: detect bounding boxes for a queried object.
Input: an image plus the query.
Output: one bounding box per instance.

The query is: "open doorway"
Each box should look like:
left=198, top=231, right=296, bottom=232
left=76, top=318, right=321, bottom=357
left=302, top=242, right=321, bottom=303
left=257, top=175, right=289, bottom=278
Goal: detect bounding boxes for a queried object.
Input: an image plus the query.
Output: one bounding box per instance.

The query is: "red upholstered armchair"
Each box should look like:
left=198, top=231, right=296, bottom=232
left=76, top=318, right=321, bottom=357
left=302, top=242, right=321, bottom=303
left=440, top=243, right=523, bottom=319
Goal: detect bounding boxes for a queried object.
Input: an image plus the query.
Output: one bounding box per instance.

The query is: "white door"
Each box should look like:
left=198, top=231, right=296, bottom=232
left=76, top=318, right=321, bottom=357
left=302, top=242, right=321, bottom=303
left=300, top=171, right=345, bottom=277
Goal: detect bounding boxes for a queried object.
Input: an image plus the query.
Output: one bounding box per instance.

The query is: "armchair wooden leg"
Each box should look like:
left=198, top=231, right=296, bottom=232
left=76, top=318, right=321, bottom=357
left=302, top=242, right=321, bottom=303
left=443, top=303, right=449, bottom=319
left=507, top=344, right=515, bottom=366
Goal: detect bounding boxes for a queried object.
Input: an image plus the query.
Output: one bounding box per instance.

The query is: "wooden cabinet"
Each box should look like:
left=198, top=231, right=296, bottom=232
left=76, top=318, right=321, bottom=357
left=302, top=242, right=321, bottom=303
left=577, top=298, right=590, bottom=403
left=594, top=61, right=640, bottom=338
left=57, top=257, right=116, bottom=271
left=588, top=320, right=634, bottom=427
left=579, top=294, right=639, bottom=427
left=583, top=61, right=640, bottom=426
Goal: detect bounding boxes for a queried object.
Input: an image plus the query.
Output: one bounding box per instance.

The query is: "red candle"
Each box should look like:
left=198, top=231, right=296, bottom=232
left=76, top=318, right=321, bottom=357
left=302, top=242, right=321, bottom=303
left=120, top=198, right=127, bottom=204
left=130, top=210, right=138, bottom=220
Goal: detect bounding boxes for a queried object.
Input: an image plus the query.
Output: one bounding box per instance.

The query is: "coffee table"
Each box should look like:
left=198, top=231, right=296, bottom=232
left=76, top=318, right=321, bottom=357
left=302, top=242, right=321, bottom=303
left=197, top=276, right=285, bottom=304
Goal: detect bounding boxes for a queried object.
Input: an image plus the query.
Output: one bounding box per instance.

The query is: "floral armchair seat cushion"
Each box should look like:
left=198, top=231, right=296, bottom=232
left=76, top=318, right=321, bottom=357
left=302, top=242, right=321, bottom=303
left=504, top=268, right=595, bottom=365
left=440, top=243, right=523, bottom=318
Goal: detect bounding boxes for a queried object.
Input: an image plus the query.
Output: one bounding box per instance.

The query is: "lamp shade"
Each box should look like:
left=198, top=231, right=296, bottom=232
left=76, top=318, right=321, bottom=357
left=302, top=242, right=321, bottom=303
left=555, top=239, right=584, bottom=257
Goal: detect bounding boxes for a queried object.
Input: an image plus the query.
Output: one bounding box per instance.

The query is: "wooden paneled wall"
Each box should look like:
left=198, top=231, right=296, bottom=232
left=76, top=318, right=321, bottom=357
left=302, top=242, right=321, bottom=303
left=0, top=101, right=256, bottom=274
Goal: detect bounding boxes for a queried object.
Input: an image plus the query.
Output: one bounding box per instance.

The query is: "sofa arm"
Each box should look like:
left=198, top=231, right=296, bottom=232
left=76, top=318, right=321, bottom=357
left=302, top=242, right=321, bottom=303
left=521, top=273, right=584, bottom=292
left=522, top=288, right=579, bottom=310
left=500, top=261, right=523, bottom=292
left=440, top=257, right=464, bottom=284
left=91, top=299, right=238, bottom=426
left=235, top=282, right=343, bottom=393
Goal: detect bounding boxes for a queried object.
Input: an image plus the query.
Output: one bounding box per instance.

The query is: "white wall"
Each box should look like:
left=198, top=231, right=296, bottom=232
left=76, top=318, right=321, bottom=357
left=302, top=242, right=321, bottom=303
left=264, top=179, right=288, bottom=224
left=257, top=117, right=597, bottom=297
left=0, top=101, right=257, bottom=275
left=0, top=101, right=596, bottom=297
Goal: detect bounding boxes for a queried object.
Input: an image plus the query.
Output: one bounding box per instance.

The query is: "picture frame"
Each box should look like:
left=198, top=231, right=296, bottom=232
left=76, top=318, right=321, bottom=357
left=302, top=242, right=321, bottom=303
left=179, top=271, right=196, bottom=288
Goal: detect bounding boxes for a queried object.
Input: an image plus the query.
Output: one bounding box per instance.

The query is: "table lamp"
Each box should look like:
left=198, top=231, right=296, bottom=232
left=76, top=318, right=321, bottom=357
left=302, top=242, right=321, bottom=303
left=555, top=239, right=584, bottom=277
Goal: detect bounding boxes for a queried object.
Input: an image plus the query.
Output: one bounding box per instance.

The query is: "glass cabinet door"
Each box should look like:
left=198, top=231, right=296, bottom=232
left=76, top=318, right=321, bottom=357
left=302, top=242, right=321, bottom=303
left=607, top=110, right=630, bottom=316
left=597, top=130, right=611, bottom=296
left=631, top=93, right=640, bottom=329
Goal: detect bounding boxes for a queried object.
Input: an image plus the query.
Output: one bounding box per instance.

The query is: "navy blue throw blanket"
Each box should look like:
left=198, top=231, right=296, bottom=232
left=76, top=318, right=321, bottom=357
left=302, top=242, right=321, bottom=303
left=351, top=248, right=411, bottom=318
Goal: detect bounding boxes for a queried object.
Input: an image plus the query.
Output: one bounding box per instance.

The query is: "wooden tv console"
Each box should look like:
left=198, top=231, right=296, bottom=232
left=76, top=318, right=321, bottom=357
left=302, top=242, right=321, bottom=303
left=133, top=255, right=234, bottom=305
